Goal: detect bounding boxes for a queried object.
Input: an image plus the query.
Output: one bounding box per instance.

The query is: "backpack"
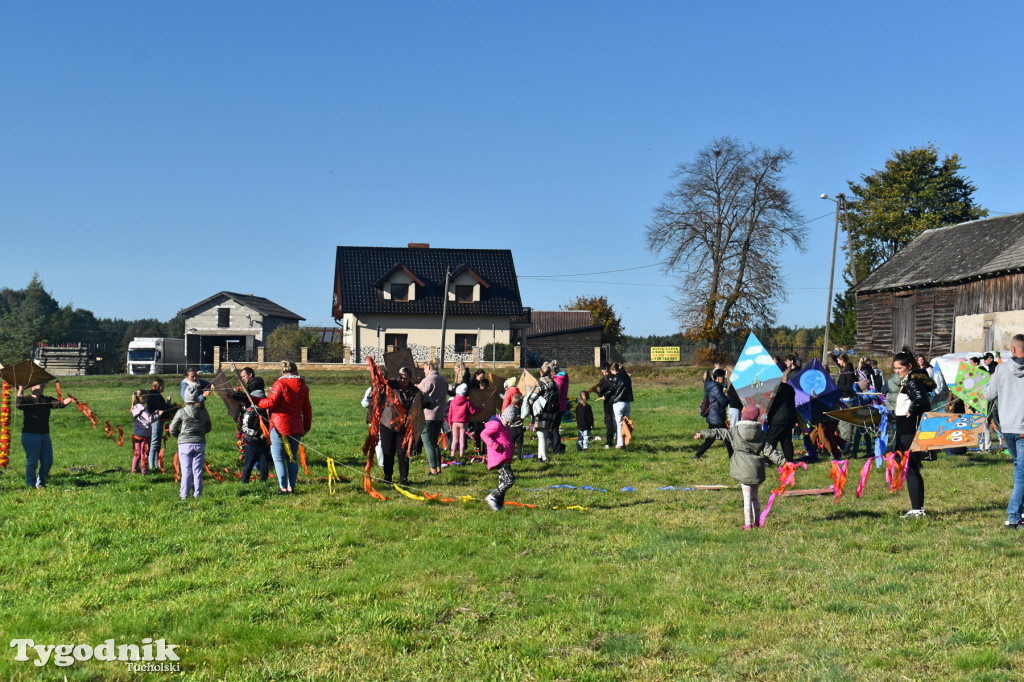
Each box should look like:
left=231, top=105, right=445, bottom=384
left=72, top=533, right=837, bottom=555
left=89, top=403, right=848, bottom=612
left=699, top=394, right=712, bottom=418
left=241, top=406, right=263, bottom=442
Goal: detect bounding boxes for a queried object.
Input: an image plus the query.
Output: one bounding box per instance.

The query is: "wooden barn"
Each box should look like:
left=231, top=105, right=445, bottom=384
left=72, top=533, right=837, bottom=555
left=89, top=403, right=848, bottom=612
left=853, top=211, right=1024, bottom=357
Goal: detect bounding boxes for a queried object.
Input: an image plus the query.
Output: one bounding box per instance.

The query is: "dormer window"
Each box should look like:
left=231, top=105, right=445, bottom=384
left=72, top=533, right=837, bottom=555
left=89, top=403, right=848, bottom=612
left=391, top=283, right=410, bottom=302
left=455, top=285, right=474, bottom=303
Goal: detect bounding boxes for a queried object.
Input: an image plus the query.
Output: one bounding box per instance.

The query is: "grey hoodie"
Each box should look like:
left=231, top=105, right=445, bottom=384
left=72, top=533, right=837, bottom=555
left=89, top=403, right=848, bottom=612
left=699, top=420, right=787, bottom=485
left=983, top=356, right=1024, bottom=434
left=169, top=404, right=213, bottom=444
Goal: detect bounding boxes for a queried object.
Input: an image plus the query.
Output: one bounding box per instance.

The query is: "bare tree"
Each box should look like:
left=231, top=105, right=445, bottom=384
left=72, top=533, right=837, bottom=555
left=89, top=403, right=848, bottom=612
left=646, top=137, right=806, bottom=351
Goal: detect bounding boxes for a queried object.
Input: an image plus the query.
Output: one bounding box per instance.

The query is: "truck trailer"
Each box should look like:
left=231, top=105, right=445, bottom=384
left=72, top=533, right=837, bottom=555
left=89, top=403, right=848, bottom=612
left=126, top=337, right=187, bottom=375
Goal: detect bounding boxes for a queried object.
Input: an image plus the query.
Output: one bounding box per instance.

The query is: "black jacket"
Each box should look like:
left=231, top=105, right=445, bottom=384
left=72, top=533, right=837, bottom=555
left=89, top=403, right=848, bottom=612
left=703, top=379, right=728, bottom=427
left=767, top=382, right=798, bottom=428
left=576, top=403, right=595, bottom=431
left=596, top=376, right=615, bottom=414
left=836, top=365, right=856, bottom=399
left=726, top=383, right=744, bottom=410
left=607, top=373, right=634, bottom=403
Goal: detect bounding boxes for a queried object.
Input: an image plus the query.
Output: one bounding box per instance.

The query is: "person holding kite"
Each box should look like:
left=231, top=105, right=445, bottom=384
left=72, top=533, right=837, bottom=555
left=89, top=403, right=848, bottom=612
left=15, top=383, right=74, bottom=488
left=693, top=404, right=787, bottom=529
left=377, top=365, right=430, bottom=486
left=180, top=368, right=212, bottom=403
left=983, top=333, right=1024, bottom=529
left=257, top=360, right=313, bottom=494
left=891, top=349, right=936, bottom=518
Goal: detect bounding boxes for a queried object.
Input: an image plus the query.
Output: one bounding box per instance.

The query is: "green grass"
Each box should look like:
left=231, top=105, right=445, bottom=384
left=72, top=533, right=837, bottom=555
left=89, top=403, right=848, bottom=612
left=1, top=373, right=1023, bottom=680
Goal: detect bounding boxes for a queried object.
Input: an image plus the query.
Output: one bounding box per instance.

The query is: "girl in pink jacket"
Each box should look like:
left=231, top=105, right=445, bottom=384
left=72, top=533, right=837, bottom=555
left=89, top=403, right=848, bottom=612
left=446, top=384, right=478, bottom=459
left=482, top=408, right=516, bottom=511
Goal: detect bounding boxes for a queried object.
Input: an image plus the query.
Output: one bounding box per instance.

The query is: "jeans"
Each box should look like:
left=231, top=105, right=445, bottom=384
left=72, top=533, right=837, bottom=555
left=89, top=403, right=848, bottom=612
left=22, top=433, right=53, bottom=487
left=578, top=429, right=590, bottom=450
left=421, top=420, right=443, bottom=469
left=270, top=428, right=301, bottom=490
left=1006, top=433, right=1024, bottom=524
left=613, top=402, right=631, bottom=447
left=149, top=421, right=163, bottom=470
left=241, top=440, right=271, bottom=483
left=178, top=443, right=205, bottom=499
left=728, top=407, right=740, bottom=428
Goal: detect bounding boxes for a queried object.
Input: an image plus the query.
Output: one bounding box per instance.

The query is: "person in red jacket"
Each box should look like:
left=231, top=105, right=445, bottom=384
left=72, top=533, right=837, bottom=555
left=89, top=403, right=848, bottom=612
left=257, top=360, right=313, bottom=494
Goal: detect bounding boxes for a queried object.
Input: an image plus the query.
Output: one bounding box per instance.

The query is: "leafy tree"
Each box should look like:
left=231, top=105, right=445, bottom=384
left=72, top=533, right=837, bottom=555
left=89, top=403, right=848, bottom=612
left=834, top=144, right=987, bottom=343
left=264, top=326, right=319, bottom=362
left=844, top=144, right=988, bottom=278
left=646, top=137, right=806, bottom=350
left=0, top=274, right=67, bottom=363
left=560, top=295, right=625, bottom=347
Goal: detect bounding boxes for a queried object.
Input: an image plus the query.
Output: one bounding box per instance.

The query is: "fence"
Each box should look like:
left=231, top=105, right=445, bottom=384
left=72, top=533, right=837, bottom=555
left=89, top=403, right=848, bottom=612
left=614, top=341, right=828, bottom=367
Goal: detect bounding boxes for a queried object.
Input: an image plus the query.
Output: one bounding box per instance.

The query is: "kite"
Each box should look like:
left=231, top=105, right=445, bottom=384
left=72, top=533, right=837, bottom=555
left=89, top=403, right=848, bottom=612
left=910, top=412, right=988, bottom=451
left=787, top=358, right=840, bottom=425
left=729, top=332, right=783, bottom=423
left=0, top=360, right=55, bottom=388
left=951, top=361, right=990, bottom=415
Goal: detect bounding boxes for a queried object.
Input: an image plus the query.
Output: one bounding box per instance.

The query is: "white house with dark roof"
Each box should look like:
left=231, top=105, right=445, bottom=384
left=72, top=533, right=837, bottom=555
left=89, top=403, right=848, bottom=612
left=333, top=244, right=529, bottom=364
left=180, top=291, right=305, bottom=365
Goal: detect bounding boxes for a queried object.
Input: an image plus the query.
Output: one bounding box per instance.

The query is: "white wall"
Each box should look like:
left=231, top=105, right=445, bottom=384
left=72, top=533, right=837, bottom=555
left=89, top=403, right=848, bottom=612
left=955, top=310, right=1024, bottom=352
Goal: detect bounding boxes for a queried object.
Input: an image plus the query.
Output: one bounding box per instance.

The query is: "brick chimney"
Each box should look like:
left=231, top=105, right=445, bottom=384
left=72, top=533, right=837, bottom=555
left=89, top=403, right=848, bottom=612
left=408, top=243, right=429, bottom=249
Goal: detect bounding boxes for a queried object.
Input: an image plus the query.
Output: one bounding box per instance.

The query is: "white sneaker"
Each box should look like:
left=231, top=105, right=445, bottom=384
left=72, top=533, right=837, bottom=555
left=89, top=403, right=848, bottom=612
left=900, top=509, right=926, bottom=519
left=484, top=494, right=500, bottom=512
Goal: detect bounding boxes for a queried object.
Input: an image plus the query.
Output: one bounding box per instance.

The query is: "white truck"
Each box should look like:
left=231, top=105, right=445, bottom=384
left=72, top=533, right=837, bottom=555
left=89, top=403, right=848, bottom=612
left=126, top=337, right=187, bottom=375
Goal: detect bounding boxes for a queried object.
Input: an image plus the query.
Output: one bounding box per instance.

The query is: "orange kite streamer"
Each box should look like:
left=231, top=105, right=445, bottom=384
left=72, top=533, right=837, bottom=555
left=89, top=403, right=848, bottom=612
left=204, top=462, right=225, bottom=482
left=299, top=443, right=309, bottom=476
left=0, top=380, right=11, bottom=468
left=117, top=425, right=124, bottom=447
left=829, top=459, right=848, bottom=501
left=363, top=451, right=388, bottom=501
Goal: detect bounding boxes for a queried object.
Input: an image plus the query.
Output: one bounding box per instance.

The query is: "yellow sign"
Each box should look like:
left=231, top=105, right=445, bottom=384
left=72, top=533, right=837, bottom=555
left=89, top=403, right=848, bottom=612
left=650, top=347, right=680, bottom=362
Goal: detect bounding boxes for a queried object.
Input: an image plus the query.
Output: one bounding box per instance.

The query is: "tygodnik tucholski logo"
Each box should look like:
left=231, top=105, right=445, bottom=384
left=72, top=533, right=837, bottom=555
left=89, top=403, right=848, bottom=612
left=11, top=638, right=182, bottom=671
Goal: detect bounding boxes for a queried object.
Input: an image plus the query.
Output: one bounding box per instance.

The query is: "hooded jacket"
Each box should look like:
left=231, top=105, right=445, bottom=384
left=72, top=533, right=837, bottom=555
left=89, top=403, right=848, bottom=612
left=257, top=374, right=312, bottom=437
left=446, top=395, right=478, bottom=424
left=481, top=416, right=513, bottom=469
left=984, top=355, right=1024, bottom=433
left=699, top=420, right=787, bottom=485
left=553, top=372, right=569, bottom=412
left=169, top=403, right=213, bottom=444
left=418, top=370, right=449, bottom=421
left=702, top=379, right=728, bottom=427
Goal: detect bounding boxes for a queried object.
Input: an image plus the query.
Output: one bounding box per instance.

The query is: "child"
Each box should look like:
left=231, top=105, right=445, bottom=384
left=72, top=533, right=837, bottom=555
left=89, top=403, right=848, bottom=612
left=446, top=384, right=478, bottom=459
left=693, top=404, right=786, bottom=530
left=240, top=389, right=272, bottom=483
left=482, top=410, right=516, bottom=511
left=501, top=377, right=521, bottom=411
left=169, top=385, right=213, bottom=500
left=471, top=377, right=491, bottom=454
left=576, top=390, right=594, bottom=451
left=130, top=390, right=153, bottom=474
left=507, top=394, right=525, bottom=458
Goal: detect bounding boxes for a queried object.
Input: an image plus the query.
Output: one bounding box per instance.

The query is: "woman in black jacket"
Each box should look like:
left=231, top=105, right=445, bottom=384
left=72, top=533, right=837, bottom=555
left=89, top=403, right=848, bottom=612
left=608, top=363, right=634, bottom=449
left=892, top=349, right=937, bottom=518
left=765, top=373, right=797, bottom=462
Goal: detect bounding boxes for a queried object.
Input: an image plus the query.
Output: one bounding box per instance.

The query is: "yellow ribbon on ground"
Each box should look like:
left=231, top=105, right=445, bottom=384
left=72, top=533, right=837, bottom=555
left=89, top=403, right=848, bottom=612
left=393, top=484, right=426, bottom=501
left=552, top=505, right=589, bottom=511
left=459, top=495, right=477, bottom=503
left=326, top=459, right=340, bottom=495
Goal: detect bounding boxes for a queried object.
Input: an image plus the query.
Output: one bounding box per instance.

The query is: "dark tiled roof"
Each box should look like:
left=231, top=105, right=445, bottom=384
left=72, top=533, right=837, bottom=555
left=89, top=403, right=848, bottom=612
left=528, top=310, right=594, bottom=335
left=854, top=212, right=1024, bottom=294
left=180, top=292, right=305, bottom=320
left=332, top=246, right=523, bottom=317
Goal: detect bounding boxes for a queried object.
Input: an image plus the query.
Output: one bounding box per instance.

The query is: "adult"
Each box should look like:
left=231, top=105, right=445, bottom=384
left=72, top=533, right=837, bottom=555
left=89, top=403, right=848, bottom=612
left=766, top=372, right=797, bottom=462
left=378, top=366, right=429, bottom=486
left=725, top=378, right=743, bottom=428
left=145, top=378, right=173, bottom=472
left=180, top=368, right=212, bottom=403
left=834, top=353, right=857, bottom=449
left=784, top=353, right=803, bottom=373
left=983, top=334, right=1024, bottom=529
left=239, top=366, right=266, bottom=396
left=983, top=352, right=999, bottom=375
left=596, top=362, right=616, bottom=449
left=891, top=349, right=936, bottom=518
left=447, top=361, right=471, bottom=396
left=526, top=361, right=560, bottom=462
left=257, top=360, right=312, bottom=494
left=608, top=362, right=633, bottom=449
left=16, top=383, right=73, bottom=488
left=418, top=360, right=449, bottom=475
left=694, top=369, right=730, bottom=460
left=550, top=360, right=569, bottom=454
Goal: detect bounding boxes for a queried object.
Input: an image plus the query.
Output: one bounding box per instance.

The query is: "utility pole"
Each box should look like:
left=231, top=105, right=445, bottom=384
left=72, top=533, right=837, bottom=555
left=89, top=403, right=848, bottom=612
left=820, top=192, right=846, bottom=366
left=439, top=266, right=451, bottom=369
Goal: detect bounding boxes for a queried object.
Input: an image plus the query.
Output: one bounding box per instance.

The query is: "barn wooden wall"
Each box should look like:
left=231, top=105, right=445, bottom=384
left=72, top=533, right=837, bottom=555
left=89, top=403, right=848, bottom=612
left=954, top=272, right=1024, bottom=315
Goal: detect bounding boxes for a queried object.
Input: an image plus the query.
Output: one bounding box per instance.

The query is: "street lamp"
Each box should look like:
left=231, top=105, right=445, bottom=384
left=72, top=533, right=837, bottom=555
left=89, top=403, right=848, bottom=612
left=819, top=193, right=848, bottom=366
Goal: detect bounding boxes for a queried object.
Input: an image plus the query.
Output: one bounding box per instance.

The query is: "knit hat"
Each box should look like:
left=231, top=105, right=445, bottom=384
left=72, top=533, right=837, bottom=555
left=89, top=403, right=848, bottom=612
left=250, top=389, right=265, bottom=399
left=456, top=384, right=468, bottom=396
left=184, top=385, right=202, bottom=404
left=740, top=404, right=760, bottom=421
left=501, top=405, right=518, bottom=424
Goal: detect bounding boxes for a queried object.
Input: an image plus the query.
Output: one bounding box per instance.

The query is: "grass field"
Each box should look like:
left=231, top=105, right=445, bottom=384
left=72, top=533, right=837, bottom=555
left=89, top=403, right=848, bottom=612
left=1, top=370, right=1023, bottom=681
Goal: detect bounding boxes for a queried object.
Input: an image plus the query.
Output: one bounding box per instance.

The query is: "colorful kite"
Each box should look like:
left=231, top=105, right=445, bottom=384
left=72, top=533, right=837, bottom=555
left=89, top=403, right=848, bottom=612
left=729, top=332, right=783, bottom=423
left=787, top=358, right=840, bottom=425
left=951, top=362, right=990, bottom=415
left=910, top=412, right=988, bottom=451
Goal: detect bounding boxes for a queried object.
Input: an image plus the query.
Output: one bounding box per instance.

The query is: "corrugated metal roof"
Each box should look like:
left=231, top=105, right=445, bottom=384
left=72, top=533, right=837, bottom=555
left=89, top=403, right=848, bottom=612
left=332, top=246, right=523, bottom=317
left=528, top=310, right=594, bottom=335
left=854, top=212, right=1024, bottom=294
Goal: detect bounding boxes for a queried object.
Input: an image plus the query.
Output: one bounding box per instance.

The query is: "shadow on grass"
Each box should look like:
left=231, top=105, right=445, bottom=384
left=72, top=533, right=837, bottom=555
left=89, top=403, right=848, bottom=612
left=587, top=499, right=657, bottom=510
left=820, top=509, right=885, bottom=520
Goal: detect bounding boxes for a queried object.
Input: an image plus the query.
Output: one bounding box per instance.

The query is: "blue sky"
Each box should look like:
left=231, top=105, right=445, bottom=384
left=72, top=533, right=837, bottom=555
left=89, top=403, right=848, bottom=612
left=2, top=2, right=1020, bottom=336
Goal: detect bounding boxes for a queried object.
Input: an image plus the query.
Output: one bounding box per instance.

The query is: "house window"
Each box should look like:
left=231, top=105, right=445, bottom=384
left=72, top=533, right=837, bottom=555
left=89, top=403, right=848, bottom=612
left=217, top=308, right=230, bottom=328
left=455, top=285, right=474, bottom=303
left=454, top=334, right=477, bottom=353
left=385, top=334, right=408, bottom=352
left=391, top=283, right=410, bottom=302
